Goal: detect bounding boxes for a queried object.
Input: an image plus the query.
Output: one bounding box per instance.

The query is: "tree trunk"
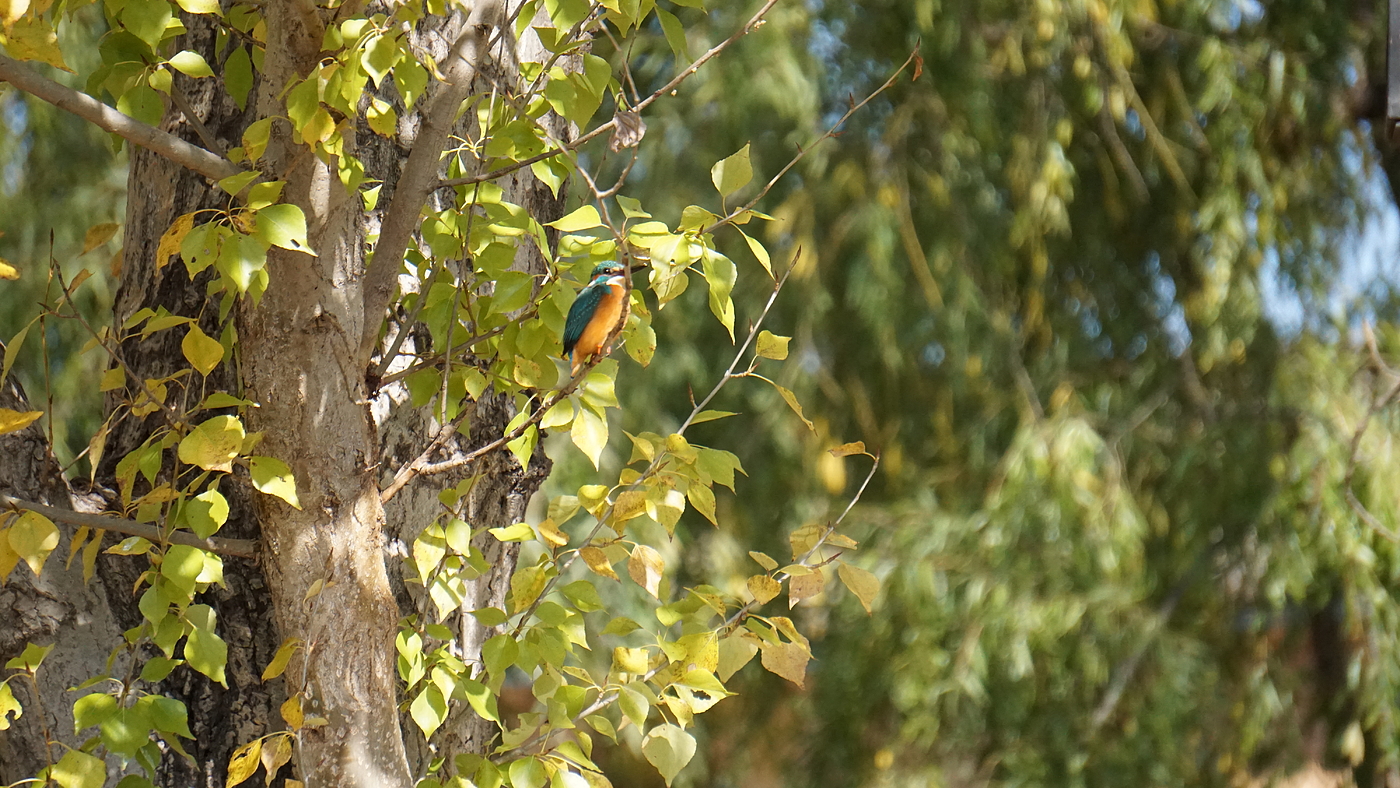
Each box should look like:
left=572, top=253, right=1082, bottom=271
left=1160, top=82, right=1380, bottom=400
left=1, top=3, right=568, bottom=786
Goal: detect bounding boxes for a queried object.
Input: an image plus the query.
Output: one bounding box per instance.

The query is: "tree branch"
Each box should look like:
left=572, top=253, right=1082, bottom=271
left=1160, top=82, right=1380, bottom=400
left=0, top=54, right=241, bottom=183
left=358, top=0, right=505, bottom=367
left=1, top=494, right=259, bottom=559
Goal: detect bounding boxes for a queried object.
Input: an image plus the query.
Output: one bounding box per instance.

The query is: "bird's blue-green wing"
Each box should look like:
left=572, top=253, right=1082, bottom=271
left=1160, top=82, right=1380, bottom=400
left=563, top=282, right=606, bottom=356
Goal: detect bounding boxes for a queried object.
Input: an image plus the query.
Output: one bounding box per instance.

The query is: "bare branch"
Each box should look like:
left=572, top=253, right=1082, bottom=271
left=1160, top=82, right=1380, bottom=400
left=1, top=494, right=259, bottom=559
left=0, top=54, right=241, bottom=182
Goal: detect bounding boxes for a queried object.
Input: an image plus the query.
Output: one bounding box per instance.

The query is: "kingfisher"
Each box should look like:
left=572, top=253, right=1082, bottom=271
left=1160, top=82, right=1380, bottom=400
left=562, top=261, right=630, bottom=378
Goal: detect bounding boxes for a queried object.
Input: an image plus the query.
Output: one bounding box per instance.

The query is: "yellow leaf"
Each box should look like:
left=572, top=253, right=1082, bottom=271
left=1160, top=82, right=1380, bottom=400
left=748, top=551, right=778, bottom=571
left=828, top=441, right=867, bottom=458
left=279, top=696, right=304, bottom=730
left=261, top=732, right=293, bottom=783
left=837, top=562, right=880, bottom=614
left=581, top=546, right=619, bottom=581
left=6, top=16, right=70, bottom=71
left=8, top=510, right=58, bottom=576
left=789, top=569, right=824, bottom=609
left=182, top=324, right=225, bottom=376
left=0, top=525, right=20, bottom=582
left=0, top=408, right=42, bottom=435
left=2, top=1, right=30, bottom=26
left=746, top=575, right=780, bottom=605
left=759, top=641, right=809, bottom=688
left=627, top=544, right=664, bottom=598
left=226, top=738, right=263, bottom=788
left=611, top=490, right=647, bottom=523
left=755, top=330, right=790, bottom=360
left=82, top=222, right=120, bottom=254
left=261, top=638, right=301, bottom=681
left=178, top=415, right=244, bottom=472
left=156, top=213, right=195, bottom=272
left=0, top=259, right=18, bottom=280
left=772, top=383, right=815, bottom=433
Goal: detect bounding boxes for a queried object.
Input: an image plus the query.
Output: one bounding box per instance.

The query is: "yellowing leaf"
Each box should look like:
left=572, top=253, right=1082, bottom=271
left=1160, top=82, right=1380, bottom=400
left=755, top=330, right=790, bottom=360
left=710, top=143, right=753, bottom=198
left=837, top=562, right=880, bottom=614
left=261, top=637, right=302, bottom=681
left=717, top=633, right=759, bottom=682
left=254, top=204, right=313, bottom=254
left=828, top=441, right=868, bottom=458
left=612, top=490, right=647, bottom=523
left=249, top=456, right=301, bottom=509
left=174, top=0, right=222, bottom=13
left=82, top=223, right=120, bottom=254
left=686, top=483, right=717, bottom=527
left=261, top=731, right=293, bottom=780
left=8, top=511, right=58, bottom=576
left=0, top=258, right=17, bottom=280
left=156, top=214, right=195, bottom=272
left=748, top=551, right=778, bottom=571
left=582, top=546, right=619, bottom=581
left=642, top=724, right=696, bottom=786
left=178, top=415, right=244, bottom=472
left=790, top=569, right=824, bottom=608
left=0, top=408, right=43, bottom=435
left=628, top=544, right=664, bottom=599
left=759, top=641, right=809, bottom=688
left=771, top=381, right=815, bottom=433
left=746, top=575, right=780, bottom=605
left=181, top=324, right=225, bottom=376
left=6, top=16, right=70, bottom=71
left=226, top=738, right=262, bottom=787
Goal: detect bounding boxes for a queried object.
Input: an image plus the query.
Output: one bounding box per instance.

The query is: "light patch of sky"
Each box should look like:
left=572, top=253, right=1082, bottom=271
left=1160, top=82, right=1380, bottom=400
left=1259, top=161, right=1398, bottom=338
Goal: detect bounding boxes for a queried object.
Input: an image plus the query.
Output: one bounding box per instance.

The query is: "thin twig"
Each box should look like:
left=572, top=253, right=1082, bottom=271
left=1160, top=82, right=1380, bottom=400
left=702, top=47, right=920, bottom=237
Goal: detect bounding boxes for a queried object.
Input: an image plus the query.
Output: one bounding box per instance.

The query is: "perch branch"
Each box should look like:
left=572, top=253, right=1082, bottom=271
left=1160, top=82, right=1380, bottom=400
left=1, top=495, right=259, bottom=559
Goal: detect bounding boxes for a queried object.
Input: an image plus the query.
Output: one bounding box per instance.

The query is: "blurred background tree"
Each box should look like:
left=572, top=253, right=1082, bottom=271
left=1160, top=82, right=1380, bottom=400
left=576, top=0, right=1400, bottom=786
left=7, top=0, right=1400, bottom=786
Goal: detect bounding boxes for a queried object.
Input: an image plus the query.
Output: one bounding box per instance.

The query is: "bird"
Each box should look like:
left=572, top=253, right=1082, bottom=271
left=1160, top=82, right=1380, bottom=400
left=562, top=261, right=630, bottom=378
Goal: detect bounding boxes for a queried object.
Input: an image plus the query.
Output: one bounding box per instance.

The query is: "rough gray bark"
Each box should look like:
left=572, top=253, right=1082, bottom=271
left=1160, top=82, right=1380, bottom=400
left=1, top=3, right=569, bottom=786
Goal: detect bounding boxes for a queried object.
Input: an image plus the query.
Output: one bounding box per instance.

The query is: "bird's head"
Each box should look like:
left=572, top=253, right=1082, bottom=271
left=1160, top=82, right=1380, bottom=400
left=590, top=261, right=627, bottom=283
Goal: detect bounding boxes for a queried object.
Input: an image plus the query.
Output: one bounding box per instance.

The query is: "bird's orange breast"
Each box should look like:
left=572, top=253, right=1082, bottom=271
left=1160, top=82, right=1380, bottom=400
left=573, top=281, right=627, bottom=362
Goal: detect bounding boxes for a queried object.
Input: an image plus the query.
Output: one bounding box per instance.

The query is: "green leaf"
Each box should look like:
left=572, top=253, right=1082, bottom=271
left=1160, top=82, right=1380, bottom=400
left=168, top=50, right=213, bottom=78
left=145, top=695, right=193, bottom=738
left=549, top=205, right=603, bottom=232
left=489, top=522, right=535, bottom=542
left=755, top=330, right=790, bottom=360
left=224, top=46, right=253, bottom=109
left=710, top=143, right=753, bottom=198
left=656, top=8, right=690, bottom=62
left=216, top=232, right=267, bottom=294
left=178, top=415, right=244, bottom=472
left=73, top=692, right=119, bottom=732
left=508, top=757, right=548, bottom=788
left=254, top=204, right=314, bottom=254
left=52, top=749, right=106, bottom=788
left=140, top=656, right=181, bottom=683
left=241, top=118, right=274, bottom=161
left=100, top=703, right=153, bottom=757
left=571, top=406, right=608, bottom=469
left=701, top=249, right=736, bottom=340
left=642, top=723, right=697, bottom=786
left=561, top=579, right=605, bottom=612
left=686, top=483, right=718, bottom=527
left=0, top=682, right=22, bottom=730
left=8, top=511, right=58, bottom=575
left=184, top=604, right=228, bottom=686
left=122, top=0, right=173, bottom=50
left=161, top=544, right=207, bottom=594
left=410, top=684, right=448, bottom=738
left=216, top=170, right=259, bottom=197
left=183, top=489, right=229, bottom=539
left=249, top=456, right=302, bottom=509
left=482, top=634, right=518, bottom=678
left=181, top=324, right=224, bottom=375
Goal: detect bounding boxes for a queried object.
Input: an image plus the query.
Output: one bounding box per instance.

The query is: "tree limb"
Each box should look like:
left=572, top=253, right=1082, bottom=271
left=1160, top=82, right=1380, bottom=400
left=358, top=0, right=505, bottom=367
left=0, top=54, right=241, bottom=183
left=1, top=494, right=260, bottom=559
